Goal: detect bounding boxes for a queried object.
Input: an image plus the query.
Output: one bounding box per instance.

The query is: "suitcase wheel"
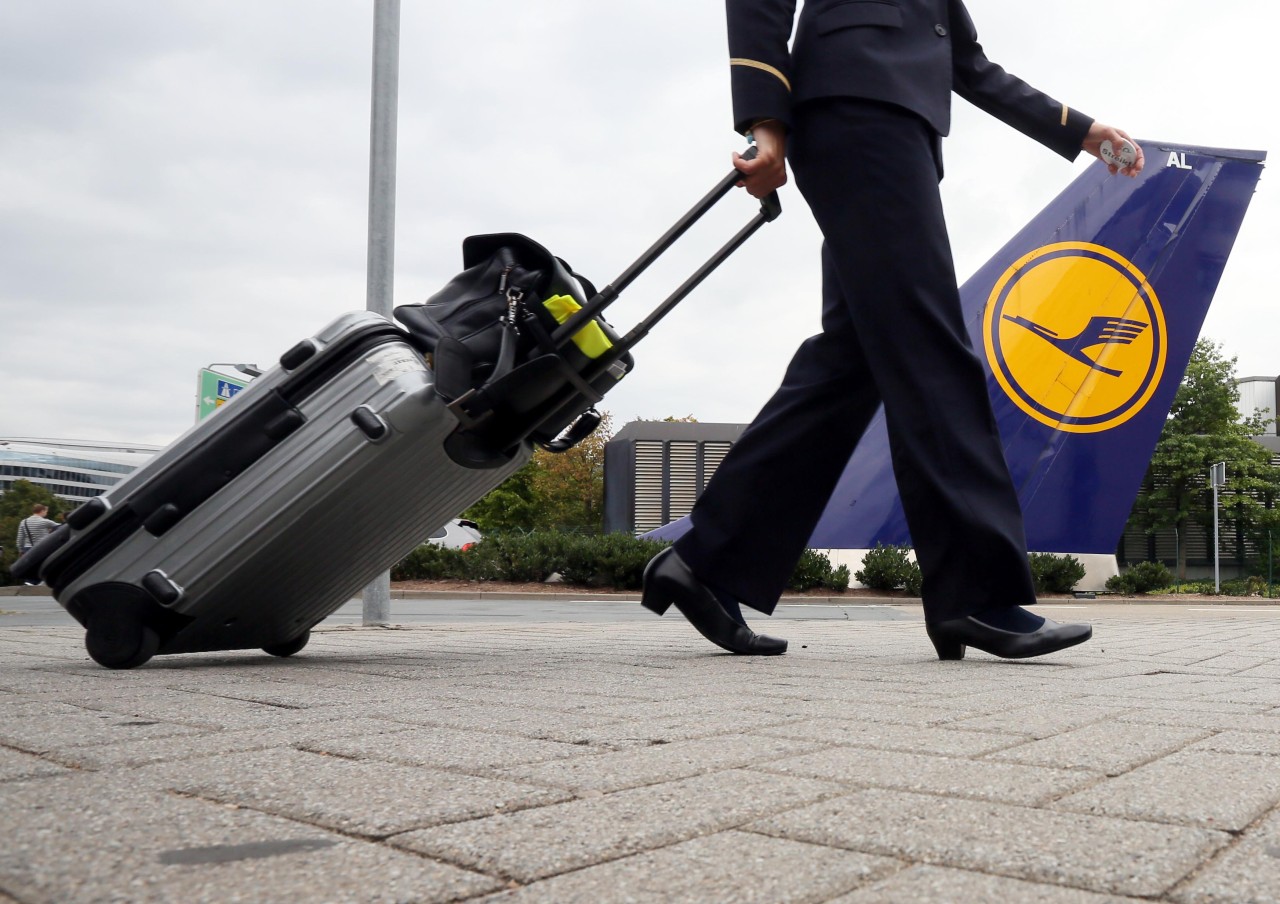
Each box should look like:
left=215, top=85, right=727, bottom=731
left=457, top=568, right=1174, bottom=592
left=85, top=620, right=160, bottom=670
left=263, top=630, right=310, bottom=658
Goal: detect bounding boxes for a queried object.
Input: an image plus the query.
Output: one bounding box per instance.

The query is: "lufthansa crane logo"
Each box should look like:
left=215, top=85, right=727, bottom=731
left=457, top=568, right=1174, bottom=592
left=983, top=242, right=1166, bottom=434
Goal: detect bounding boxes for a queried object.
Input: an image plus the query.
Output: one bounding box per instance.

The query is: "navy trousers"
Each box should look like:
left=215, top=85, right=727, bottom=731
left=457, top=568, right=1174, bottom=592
left=674, top=98, right=1037, bottom=623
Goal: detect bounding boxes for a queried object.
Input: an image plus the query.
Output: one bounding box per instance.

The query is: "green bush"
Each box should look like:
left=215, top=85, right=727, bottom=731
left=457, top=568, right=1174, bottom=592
left=1106, top=561, right=1174, bottom=595
left=855, top=544, right=921, bottom=593
left=1028, top=553, right=1087, bottom=594
left=1159, top=577, right=1270, bottom=597
left=562, top=533, right=670, bottom=589
left=464, top=532, right=572, bottom=583
left=789, top=549, right=851, bottom=592
left=904, top=564, right=923, bottom=597
left=390, top=543, right=471, bottom=581
left=392, top=532, right=858, bottom=593
left=1220, top=576, right=1269, bottom=597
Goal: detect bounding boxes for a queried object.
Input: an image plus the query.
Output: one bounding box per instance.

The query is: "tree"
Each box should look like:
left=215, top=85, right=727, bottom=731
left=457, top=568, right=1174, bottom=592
left=1, top=480, right=68, bottom=584
left=528, top=410, right=613, bottom=532
left=462, top=411, right=615, bottom=534
left=459, top=462, right=542, bottom=533
left=1129, top=340, right=1280, bottom=579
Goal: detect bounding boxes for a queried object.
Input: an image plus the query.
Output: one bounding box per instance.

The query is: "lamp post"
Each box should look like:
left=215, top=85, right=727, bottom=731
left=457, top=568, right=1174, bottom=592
left=361, top=0, right=400, bottom=626
left=1210, top=462, right=1226, bottom=593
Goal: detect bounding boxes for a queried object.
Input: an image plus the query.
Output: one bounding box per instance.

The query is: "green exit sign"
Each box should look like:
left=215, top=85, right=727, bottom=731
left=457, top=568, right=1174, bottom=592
left=196, top=369, right=251, bottom=421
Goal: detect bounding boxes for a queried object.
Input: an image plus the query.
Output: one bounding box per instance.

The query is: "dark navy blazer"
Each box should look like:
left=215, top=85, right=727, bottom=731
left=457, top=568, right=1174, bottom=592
left=727, top=0, right=1093, bottom=160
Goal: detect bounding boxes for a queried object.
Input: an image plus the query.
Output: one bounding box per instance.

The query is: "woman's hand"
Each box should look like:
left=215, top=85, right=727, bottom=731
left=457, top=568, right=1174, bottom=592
left=733, top=120, right=787, bottom=197
left=1083, top=122, right=1144, bottom=177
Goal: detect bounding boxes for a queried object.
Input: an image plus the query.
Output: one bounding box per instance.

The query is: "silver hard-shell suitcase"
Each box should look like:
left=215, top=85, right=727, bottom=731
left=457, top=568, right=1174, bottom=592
left=36, top=311, right=530, bottom=668
left=20, top=153, right=780, bottom=668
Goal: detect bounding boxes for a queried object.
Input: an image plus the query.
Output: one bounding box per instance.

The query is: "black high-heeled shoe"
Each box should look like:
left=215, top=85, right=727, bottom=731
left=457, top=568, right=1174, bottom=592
left=641, top=548, right=787, bottom=655
left=925, top=611, right=1092, bottom=660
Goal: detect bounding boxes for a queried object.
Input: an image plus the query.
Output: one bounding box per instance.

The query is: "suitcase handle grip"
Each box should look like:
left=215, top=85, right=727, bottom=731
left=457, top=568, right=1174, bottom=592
left=548, top=147, right=780, bottom=348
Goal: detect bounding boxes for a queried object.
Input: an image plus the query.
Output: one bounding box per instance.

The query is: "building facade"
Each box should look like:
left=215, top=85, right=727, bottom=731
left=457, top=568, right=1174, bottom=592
left=0, top=438, right=159, bottom=503
left=603, top=422, right=746, bottom=536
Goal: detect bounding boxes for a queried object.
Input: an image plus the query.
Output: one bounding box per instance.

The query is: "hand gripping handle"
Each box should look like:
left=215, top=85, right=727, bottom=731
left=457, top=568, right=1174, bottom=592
left=547, top=148, right=782, bottom=349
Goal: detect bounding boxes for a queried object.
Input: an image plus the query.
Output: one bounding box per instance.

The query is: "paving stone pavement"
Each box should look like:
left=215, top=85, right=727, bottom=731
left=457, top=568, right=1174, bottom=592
left=2, top=603, right=1280, bottom=903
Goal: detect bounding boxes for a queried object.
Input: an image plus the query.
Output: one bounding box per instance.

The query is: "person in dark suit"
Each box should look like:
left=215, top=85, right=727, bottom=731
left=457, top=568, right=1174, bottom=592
left=641, top=0, right=1143, bottom=659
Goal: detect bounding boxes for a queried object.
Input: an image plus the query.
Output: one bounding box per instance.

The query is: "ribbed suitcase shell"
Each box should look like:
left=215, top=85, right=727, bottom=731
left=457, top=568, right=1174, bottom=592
left=43, top=311, right=529, bottom=661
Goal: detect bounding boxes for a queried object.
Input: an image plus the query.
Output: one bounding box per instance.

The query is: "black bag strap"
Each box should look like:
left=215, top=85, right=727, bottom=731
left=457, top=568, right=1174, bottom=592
left=517, top=308, right=605, bottom=405
left=540, top=407, right=603, bottom=453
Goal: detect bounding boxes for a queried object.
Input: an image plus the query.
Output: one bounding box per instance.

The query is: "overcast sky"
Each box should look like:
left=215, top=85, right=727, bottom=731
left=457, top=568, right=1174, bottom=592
left=2, top=1, right=1275, bottom=447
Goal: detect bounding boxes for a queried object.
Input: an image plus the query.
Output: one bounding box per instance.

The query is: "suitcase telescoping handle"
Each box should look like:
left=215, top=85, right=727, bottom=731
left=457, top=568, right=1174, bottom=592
left=548, top=146, right=781, bottom=353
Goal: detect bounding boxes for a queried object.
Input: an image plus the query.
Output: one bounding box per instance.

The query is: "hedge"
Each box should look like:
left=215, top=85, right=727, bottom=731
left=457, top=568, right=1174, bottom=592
left=392, top=532, right=850, bottom=593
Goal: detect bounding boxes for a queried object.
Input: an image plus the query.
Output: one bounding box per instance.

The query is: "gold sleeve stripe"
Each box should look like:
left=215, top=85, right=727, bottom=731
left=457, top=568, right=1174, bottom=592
left=1061, top=104, right=1069, bottom=126
left=730, top=58, right=792, bottom=92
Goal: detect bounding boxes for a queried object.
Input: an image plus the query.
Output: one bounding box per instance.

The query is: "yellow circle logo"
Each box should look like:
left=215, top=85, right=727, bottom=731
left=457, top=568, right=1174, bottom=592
left=983, top=242, right=1166, bottom=433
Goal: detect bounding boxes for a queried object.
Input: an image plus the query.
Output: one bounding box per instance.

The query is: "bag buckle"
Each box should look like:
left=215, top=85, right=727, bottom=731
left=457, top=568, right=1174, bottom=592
left=446, top=389, right=493, bottom=429
left=503, top=286, right=524, bottom=325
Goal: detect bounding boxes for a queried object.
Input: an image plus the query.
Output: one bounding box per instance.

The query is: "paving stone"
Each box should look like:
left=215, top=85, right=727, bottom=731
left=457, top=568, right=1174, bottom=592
left=1172, top=808, right=1280, bottom=904
left=163, top=747, right=573, bottom=837
left=536, top=708, right=803, bottom=748
left=1088, top=695, right=1271, bottom=715
left=0, top=706, right=208, bottom=754
left=0, top=745, right=70, bottom=781
left=0, top=699, right=92, bottom=719
left=159, top=673, right=416, bottom=709
left=46, top=717, right=415, bottom=770
left=301, top=724, right=592, bottom=773
left=985, top=721, right=1210, bottom=775
left=747, top=788, right=1228, bottom=897
left=1054, top=750, right=1280, bottom=831
left=754, top=745, right=1097, bottom=806
left=743, top=699, right=967, bottom=727
left=1187, top=730, right=1280, bottom=757
left=1183, top=652, right=1278, bottom=674
left=1209, top=684, right=1280, bottom=708
left=573, top=695, right=760, bottom=721
left=393, top=769, right=844, bottom=882
left=827, top=864, right=1146, bottom=903
left=745, top=682, right=929, bottom=709
left=1091, top=674, right=1268, bottom=701
left=1116, top=707, right=1280, bottom=733
left=67, top=686, right=358, bottom=730
left=492, top=735, right=819, bottom=794
left=0, top=772, right=500, bottom=903
left=756, top=718, right=1022, bottom=756
left=947, top=702, right=1125, bottom=739
left=369, top=699, right=626, bottom=739
left=475, top=830, right=901, bottom=904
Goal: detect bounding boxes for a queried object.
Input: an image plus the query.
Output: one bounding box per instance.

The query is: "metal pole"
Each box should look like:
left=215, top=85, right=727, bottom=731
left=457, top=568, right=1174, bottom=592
left=1210, top=462, right=1226, bottom=594
left=1213, top=483, right=1220, bottom=593
left=362, top=0, right=400, bottom=626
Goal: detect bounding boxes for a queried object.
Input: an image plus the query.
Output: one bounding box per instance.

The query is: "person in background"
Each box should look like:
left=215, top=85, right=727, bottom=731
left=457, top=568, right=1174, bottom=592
left=16, top=503, right=59, bottom=584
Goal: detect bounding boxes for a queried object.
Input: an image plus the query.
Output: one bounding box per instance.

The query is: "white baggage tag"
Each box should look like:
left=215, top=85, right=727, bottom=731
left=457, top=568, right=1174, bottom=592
left=367, top=346, right=426, bottom=385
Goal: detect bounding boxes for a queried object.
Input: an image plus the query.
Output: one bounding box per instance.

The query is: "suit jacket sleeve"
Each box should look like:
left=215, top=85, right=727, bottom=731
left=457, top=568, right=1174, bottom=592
left=949, top=0, right=1093, bottom=160
left=726, top=0, right=798, bottom=134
